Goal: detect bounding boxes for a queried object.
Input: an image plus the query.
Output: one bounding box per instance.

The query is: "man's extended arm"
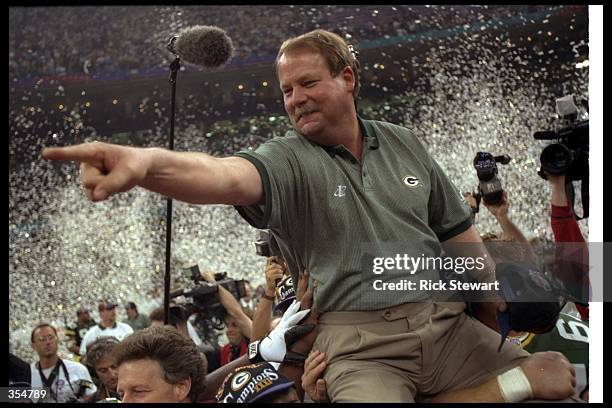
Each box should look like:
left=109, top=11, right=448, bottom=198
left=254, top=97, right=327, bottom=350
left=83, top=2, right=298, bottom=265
left=42, top=142, right=263, bottom=205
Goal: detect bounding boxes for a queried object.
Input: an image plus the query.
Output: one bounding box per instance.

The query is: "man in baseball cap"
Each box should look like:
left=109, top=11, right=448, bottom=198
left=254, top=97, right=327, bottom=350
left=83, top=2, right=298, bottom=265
left=79, top=298, right=133, bottom=356
left=216, top=362, right=298, bottom=403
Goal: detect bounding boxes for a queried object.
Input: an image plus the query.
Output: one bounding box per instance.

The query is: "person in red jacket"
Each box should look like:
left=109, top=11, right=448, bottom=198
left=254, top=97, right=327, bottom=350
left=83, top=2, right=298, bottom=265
left=546, top=172, right=589, bottom=320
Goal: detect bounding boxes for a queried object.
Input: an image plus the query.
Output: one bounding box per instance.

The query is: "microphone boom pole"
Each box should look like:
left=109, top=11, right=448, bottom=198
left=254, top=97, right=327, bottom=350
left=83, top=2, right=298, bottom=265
left=161, top=27, right=233, bottom=325
left=163, top=37, right=181, bottom=325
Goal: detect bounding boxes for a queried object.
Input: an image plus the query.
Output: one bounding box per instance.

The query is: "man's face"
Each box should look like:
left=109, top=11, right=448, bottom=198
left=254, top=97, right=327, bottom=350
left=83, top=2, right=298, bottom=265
left=95, top=356, right=118, bottom=392
left=277, top=49, right=355, bottom=144
left=100, top=306, right=117, bottom=325
left=125, top=307, right=137, bottom=319
left=77, top=310, right=91, bottom=324
left=117, top=359, right=190, bottom=403
left=31, top=326, right=59, bottom=358
left=225, top=316, right=244, bottom=345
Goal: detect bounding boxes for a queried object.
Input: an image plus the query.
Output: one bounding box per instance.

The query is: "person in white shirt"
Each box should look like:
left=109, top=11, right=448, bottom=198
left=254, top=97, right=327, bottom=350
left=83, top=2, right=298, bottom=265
left=30, top=323, right=97, bottom=402
left=80, top=300, right=133, bottom=356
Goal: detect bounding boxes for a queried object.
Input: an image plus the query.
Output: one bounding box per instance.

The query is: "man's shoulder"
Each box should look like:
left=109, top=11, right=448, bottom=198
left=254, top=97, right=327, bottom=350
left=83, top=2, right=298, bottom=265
left=82, top=325, right=99, bottom=337
left=258, top=132, right=309, bottom=151
left=61, top=358, right=87, bottom=371
left=66, top=322, right=79, bottom=330
left=367, top=119, right=420, bottom=141
left=116, top=321, right=134, bottom=332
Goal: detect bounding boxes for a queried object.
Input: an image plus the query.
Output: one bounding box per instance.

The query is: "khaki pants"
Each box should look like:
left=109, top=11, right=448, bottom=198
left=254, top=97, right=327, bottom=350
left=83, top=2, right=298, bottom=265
left=313, top=302, right=530, bottom=402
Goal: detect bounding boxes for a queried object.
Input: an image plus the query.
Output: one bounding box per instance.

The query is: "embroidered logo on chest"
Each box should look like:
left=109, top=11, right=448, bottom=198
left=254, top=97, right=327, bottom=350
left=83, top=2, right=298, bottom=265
left=333, top=185, right=347, bottom=197
left=403, top=175, right=420, bottom=187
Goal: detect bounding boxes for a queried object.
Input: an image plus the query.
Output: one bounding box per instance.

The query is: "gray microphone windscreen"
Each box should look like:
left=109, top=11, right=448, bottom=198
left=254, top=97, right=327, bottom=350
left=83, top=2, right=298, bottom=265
left=174, top=25, right=234, bottom=68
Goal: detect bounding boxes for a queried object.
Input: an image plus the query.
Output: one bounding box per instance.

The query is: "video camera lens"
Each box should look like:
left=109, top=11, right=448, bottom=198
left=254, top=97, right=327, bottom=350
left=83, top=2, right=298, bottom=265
left=540, top=143, right=573, bottom=175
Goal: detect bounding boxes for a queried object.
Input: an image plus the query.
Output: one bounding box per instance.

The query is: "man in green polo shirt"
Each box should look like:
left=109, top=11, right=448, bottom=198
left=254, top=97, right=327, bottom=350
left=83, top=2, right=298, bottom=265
left=42, top=29, right=576, bottom=403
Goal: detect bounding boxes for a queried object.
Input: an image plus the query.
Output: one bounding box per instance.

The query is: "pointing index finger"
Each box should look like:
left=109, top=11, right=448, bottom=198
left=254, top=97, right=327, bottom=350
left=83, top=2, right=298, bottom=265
left=42, top=143, right=105, bottom=165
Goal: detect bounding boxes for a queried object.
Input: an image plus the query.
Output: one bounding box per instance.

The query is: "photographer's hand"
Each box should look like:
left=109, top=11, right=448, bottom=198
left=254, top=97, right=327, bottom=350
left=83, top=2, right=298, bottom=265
left=463, top=192, right=478, bottom=210
left=200, top=270, right=216, bottom=284
left=265, top=260, right=284, bottom=297
left=483, top=191, right=510, bottom=220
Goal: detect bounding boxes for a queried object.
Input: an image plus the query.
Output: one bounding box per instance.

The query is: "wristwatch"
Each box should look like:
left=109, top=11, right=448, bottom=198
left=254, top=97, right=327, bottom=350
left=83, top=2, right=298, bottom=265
left=262, top=292, right=275, bottom=301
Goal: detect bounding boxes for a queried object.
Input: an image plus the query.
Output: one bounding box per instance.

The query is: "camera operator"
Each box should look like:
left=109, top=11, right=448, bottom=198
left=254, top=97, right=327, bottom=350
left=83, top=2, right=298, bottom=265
left=200, top=270, right=253, bottom=366
left=463, top=190, right=537, bottom=264
left=30, top=323, right=97, bottom=402
left=546, top=171, right=589, bottom=321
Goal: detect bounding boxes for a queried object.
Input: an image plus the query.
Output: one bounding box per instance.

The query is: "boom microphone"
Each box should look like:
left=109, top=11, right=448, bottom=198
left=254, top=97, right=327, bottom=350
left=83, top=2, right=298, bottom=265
left=168, top=25, right=234, bottom=68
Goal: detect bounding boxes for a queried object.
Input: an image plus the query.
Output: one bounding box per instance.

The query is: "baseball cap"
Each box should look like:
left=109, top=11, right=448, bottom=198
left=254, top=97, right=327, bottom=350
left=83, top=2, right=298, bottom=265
left=273, top=275, right=296, bottom=315
left=216, top=362, right=295, bottom=403
left=495, top=261, right=568, bottom=351
left=98, top=299, right=118, bottom=311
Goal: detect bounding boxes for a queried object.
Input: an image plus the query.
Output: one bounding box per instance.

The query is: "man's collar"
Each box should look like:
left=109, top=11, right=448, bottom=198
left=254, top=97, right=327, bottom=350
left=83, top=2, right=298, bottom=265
left=316, top=116, right=378, bottom=158
left=99, top=322, right=118, bottom=330
left=358, top=116, right=379, bottom=150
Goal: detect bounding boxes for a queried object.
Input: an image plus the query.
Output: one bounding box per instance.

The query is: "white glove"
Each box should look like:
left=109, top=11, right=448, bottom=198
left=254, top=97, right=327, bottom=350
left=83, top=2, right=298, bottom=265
left=248, top=300, right=313, bottom=364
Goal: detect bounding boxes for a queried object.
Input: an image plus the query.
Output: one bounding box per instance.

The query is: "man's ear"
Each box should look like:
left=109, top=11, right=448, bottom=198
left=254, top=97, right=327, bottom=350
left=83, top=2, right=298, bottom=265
left=173, top=377, right=192, bottom=402
left=342, top=66, right=356, bottom=94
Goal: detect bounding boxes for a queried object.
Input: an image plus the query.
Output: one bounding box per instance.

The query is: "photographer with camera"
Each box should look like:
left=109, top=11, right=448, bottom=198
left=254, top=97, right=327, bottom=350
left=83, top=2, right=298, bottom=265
left=463, top=190, right=537, bottom=264
left=30, top=323, right=97, bottom=402
left=199, top=270, right=253, bottom=366
left=545, top=171, right=589, bottom=321
left=534, top=94, right=589, bottom=321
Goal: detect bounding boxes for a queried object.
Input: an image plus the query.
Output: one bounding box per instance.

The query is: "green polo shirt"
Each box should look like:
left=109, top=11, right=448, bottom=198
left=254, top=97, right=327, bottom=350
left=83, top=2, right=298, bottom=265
left=234, top=118, right=472, bottom=312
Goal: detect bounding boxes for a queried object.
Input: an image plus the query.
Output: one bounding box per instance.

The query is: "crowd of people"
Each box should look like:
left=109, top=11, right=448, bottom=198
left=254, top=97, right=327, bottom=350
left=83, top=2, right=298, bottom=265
left=9, top=5, right=574, bottom=81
